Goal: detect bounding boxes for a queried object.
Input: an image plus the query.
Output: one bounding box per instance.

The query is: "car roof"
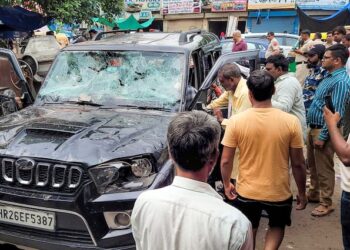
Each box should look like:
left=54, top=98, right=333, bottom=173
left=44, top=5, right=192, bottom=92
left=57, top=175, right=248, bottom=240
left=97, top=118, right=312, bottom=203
left=243, top=33, right=299, bottom=38
left=65, top=31, right=221, bottom=53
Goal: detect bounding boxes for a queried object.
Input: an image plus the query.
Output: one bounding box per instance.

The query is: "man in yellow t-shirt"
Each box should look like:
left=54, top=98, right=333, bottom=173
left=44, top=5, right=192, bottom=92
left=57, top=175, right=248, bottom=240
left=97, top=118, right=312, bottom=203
left=221, top=70, right=307, bottom=249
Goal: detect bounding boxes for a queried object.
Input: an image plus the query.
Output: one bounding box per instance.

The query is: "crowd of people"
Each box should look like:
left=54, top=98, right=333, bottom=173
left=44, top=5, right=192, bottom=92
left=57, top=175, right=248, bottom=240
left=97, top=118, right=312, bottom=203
left=130, top=27, right=350, bottom=250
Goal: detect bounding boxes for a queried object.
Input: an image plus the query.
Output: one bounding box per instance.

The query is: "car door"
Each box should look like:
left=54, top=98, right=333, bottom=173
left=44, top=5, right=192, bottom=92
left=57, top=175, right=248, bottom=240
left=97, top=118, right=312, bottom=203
left=189, top=49, right=259, bottom=111
left=0, top=48, right=35, bottom=115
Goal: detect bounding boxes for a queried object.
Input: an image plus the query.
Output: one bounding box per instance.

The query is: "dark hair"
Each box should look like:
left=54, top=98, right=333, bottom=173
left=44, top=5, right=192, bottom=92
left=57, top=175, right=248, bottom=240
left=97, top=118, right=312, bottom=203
left=327, top=31, right=333, bottom=35
left=218, top=63, right=241, bottom=79
left=301, top=29, right=311, bottom=35
left=326, top=44, right=349, bottom=65
left=315, top=32, right=322, bottom=39
left=167, top=111, right=221, bottom=172
left=265, top=54, right=289, bottom=72
left=46, top=31, right=54, bottom=36
left=344, top=33, right=350, bottom=41
left=247, top=70, right=275, bottom=101
left=89, top=29, right=97, bottom=34
left=267, top=32, right=274, bottom=36
left=332, top=26, right=346, bottom=35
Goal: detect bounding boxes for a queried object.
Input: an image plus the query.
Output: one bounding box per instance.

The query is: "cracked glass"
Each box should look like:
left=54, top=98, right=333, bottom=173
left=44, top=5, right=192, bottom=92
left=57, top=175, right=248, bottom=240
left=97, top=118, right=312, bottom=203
left=37, top=51, right=185, bottom=110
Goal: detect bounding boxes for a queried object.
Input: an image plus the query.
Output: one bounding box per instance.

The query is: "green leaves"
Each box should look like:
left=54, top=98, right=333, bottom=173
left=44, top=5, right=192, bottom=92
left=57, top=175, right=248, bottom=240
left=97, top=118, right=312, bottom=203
left=0, top=0, right=123, bottom=23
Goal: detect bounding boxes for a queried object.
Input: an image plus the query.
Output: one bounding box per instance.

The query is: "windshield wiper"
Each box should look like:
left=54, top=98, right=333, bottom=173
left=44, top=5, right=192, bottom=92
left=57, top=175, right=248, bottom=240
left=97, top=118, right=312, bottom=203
left=63, top=100, right=103, bottom=107
left=102, top=104, right=171, bottom=111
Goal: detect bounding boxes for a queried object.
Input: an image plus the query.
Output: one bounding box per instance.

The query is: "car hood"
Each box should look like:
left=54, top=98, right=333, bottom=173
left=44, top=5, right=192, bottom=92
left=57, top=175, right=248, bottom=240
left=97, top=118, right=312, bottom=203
left=0, top=105, right=173, bottom=166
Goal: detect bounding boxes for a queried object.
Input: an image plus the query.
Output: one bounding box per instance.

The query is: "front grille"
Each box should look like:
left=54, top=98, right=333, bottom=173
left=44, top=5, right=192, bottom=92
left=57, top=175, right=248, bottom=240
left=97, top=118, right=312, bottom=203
left=0, top=157, right=90, bottom=195
left=0, top=223, right=93, bottom=244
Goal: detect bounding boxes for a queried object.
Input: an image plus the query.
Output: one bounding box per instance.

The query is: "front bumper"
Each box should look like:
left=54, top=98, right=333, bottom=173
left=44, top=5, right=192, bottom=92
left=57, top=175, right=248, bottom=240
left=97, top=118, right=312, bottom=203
left=0, top=161, right=173, bottom=249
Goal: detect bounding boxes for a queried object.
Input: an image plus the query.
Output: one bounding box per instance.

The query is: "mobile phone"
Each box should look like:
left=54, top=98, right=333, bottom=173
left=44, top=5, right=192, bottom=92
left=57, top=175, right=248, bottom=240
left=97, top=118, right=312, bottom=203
left=325, top=95, right=335, bottom=113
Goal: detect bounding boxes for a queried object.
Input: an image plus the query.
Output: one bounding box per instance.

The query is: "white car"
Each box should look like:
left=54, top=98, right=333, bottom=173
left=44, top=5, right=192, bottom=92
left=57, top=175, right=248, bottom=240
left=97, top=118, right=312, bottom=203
left=21, top=36, right=61, bottom=82
left=242, top=33, right=299, bottom=57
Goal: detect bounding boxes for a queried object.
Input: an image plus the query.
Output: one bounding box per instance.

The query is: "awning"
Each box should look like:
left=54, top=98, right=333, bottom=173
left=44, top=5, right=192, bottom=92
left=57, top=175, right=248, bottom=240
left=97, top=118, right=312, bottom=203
left=91, top=17, right=115, bottom=28
left=116, top=15, right=154, bottom=31
left=0, top=6, right=51, bottom=32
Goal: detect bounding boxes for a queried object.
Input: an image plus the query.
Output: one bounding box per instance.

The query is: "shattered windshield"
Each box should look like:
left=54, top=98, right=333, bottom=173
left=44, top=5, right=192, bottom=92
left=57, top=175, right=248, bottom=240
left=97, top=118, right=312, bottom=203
left=36, top=51, right=185, bottom=110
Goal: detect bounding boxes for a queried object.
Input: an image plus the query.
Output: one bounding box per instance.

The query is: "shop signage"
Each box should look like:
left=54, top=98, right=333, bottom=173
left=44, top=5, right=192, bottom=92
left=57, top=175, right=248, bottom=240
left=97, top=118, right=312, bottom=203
left=297, top=0, right=347, bottom=10
left=248, top=0, right=295, bottom=9
left=162, top=0, right=201, bottom=14
left=211, top=0, right=247, bottom=12
left=139, top=10, right=153, bottom=18
left=124, top=0, right=161, bottom=11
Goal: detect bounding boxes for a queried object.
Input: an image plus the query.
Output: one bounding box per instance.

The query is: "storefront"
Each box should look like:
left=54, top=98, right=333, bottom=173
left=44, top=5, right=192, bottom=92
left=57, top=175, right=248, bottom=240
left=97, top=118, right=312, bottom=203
left=247, top=10, right=299, bottom=34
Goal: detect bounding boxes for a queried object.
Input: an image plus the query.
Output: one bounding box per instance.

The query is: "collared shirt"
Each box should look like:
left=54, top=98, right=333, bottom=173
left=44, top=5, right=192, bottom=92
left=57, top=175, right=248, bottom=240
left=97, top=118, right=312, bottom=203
left=207, top=78, right=251, bottom=126
left=303, top=65, right=327, bottom=113
left=307, top=67, right=350, bottom=141
left=310, top=39, right=324, bottom=46
left=346, top=49, right=350, bottom=75
left=272, top=73, right=307, bottom=141
left=341, top=136, right=350, bottom=192
left=131, top=176, right=253, bottom=250
left=265, top=38, right=280, bottom=59
left=232, top=39, right=248, bottom=52
left=295, top=39, right=312, bottom=63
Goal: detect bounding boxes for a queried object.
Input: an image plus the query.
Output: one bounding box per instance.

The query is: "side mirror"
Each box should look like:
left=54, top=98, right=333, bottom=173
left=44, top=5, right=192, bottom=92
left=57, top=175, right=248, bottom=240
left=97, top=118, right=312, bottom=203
left=0, top=93, right=17, bottom=116
left=194, top=102, right=206, bottom=111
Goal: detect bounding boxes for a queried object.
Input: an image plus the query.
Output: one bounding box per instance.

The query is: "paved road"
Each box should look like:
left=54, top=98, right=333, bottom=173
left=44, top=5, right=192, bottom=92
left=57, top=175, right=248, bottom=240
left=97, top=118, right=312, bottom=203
left=256, top=157, right=343, bottom=250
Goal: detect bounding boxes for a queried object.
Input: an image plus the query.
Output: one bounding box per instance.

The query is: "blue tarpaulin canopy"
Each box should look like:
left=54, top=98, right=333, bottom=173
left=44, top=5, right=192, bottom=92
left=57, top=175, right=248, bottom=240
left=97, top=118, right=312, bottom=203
left=0, top=6, right=51, bottom=32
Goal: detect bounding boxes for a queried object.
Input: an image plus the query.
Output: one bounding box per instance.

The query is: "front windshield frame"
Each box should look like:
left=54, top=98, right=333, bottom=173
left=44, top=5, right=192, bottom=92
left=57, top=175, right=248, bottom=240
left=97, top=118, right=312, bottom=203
left=35, top=49, right=187, bottom=112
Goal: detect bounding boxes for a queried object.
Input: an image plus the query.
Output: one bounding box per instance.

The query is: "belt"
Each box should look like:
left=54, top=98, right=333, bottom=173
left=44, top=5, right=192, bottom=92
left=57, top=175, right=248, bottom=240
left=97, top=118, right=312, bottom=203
left=309, top=124, right=323, bottom=129
left=296, top=61, right=307, bottom=65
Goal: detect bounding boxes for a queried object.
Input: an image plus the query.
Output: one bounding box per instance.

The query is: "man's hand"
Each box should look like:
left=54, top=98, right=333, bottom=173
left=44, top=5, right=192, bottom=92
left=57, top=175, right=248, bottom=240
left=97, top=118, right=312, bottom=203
left=213, top=108, right=224, bottom=123
left=224, top=183, right=237, bottom=200
left=296, top=193, right=308, bottom=210
left=323, top=106, right=341, bottom=129
left=294, top=49, right=302, bottom=54
left=314, top=139, right=325, bottom=149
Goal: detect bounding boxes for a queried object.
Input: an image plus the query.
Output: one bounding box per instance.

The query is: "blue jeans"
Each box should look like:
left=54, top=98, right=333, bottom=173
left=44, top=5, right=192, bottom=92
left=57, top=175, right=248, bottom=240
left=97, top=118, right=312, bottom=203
left=341, top=191, right=350, bottom=250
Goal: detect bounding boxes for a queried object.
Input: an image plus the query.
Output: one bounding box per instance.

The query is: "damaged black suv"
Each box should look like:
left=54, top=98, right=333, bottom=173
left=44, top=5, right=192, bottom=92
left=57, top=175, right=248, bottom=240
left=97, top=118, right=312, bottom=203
left=0, top=30, right=258, bottom=249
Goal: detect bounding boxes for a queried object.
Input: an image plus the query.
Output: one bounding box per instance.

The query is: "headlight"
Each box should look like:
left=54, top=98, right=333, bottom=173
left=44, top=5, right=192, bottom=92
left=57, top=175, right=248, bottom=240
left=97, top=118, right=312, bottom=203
left=89, top=158, right=156, bottom=194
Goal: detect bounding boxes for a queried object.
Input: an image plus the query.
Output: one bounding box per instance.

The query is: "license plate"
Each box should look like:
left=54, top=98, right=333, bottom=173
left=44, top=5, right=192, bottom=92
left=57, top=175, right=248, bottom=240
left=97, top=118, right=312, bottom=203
left=0, top=204, right=55, bottom=231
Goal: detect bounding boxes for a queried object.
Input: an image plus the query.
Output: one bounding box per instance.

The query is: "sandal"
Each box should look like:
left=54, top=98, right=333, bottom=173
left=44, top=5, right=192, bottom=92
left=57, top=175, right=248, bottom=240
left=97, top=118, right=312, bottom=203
left=311, top=205, right=334, bottom=217
left=307, top=194, right=320, bottom=203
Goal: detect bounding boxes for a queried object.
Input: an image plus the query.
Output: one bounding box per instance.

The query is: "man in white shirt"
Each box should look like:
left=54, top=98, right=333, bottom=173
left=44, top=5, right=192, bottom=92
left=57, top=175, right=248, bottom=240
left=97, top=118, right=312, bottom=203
left=324, top=107, right=350, bottom=249
left=265, top=54, right=307, bottom=140
left=131, top=111, right=253, bottom=250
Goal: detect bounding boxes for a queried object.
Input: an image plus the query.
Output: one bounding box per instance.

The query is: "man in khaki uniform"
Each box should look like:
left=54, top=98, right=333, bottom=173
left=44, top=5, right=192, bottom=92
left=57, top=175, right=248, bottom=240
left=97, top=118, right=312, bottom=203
left=294, top=30, right=313, bottom=86
left=265, top=32, right=280, bottom=59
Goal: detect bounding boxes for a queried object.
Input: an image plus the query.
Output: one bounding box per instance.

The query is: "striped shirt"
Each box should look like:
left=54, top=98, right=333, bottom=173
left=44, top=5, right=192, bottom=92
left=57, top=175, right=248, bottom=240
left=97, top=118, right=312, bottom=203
left=307, top=67, right=350, bottom=141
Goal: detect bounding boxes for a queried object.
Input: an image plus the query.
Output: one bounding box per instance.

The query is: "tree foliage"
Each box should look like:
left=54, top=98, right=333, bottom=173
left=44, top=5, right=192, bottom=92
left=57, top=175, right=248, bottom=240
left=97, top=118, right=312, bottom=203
left=0, top=0, right=124, bottom=23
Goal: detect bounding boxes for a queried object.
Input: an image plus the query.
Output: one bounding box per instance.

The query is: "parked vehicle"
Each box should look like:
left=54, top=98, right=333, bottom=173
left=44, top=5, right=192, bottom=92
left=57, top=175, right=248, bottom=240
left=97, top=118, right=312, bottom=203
left=243, top=32, right=299, bottom=57
left=221, top=38, right=268, bottom=64
left=0, top=30, right=258, bottom=249
left=0, top=48, right=35, bottom=115
left=21, top=35, right=61, bottom=83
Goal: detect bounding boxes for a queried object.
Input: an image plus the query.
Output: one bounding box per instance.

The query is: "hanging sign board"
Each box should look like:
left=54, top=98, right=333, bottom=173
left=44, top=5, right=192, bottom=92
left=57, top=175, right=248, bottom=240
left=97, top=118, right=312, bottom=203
left=248, top=0, right=295, bottom=9
left=211, top=0, right=247, bottom=12
left=162, top=0, right=201, bottom=14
